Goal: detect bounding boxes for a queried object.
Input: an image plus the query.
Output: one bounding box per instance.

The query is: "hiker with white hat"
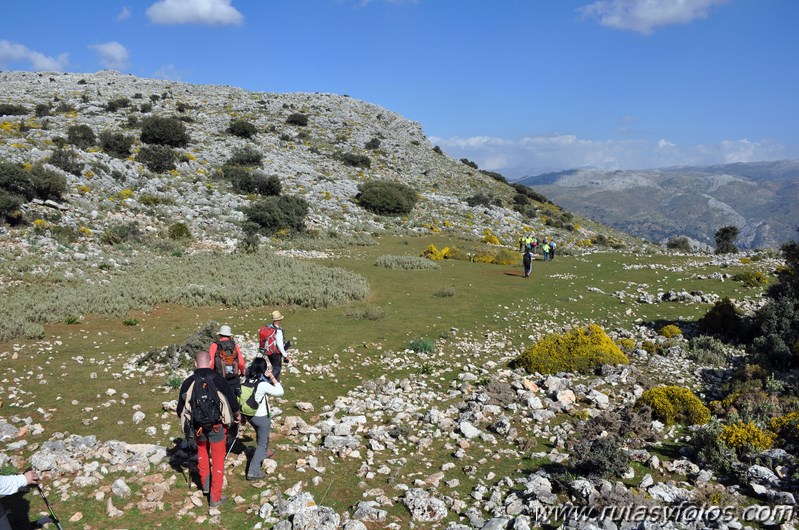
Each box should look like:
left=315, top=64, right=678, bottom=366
left=258, top=310, right=291, bottom=382
left=208, top=324, right=246, bottom=396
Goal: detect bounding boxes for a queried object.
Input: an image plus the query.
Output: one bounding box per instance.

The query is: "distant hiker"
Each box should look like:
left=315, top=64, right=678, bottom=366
left=177, top=351, right=241, bottom=510
left=542, top=241, right=550, bottom=261
left=549, top=239, right=557, bottom=260
left=240, top=357, right=284, bottom=480
left=209, top=325, right=246, bottom=396
left=523, top=249, right=533, bottom=278
left=1, top=469, right=40, bottom=529
left=531, top=237, right=538, bottom=253
left=518, top=235, right=525, bottom=252
left=259, top=311, right=291, bottom=382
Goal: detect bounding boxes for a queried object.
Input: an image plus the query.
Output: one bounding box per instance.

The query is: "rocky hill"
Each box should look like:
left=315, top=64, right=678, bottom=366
left=517, top=161, right=799, bottom=249
left=0, top=70, right=638, bottom=267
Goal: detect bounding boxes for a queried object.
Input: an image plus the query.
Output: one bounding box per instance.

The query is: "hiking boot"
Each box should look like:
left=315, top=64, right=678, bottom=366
left=202, top=476, right=210, bottom=494
left=246, top=470, right=266, bottom=481
left=209, top=495, right=227, bottom=508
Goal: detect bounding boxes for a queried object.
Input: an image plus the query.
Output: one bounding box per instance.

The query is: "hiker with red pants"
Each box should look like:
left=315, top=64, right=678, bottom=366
left=177, top=351, right=240, bottom=510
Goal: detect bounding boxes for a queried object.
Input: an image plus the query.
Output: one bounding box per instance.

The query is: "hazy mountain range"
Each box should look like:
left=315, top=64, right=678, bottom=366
left=517, top=161, right=799, bottom=249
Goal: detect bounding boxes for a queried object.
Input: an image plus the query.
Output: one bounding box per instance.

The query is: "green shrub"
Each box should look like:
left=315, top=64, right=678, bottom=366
left=66, top=124, right=96, bottom=149
left=99, top=130, right=134, bottom=158
left=244, top=195, right=309, bottom=236
left=715, top=225, right=739, bottom=254
left=345, top=305, right=386, bottom=321
left=365, top=138, right=381, bottom=150
left=636, top=386, right=710, bottom=425
left=222, top=166, right=281, bottom=196
left=357, top=181, right=418, bottom=216
left=105, top=97, right=130, bottom=112
left=35, top=103, right=51, bottom=117
left=698, top=297, right=744, bottom=341
left=138, top=194, right=175, bottom=207
left=168, top=222, right=192, bottom=240
left=374, top=255, right=440, bottom=270
left=286, top=113, right=309, bottom=126
left=0, top=103, right=28, bottom=116
left=571, top=436, right=630, bottom=479
left=409, top=338, right=434, bottom=353
left=101, top=221, right=142, bottom=245
left=666, top=236, right=692, bottom=252
left=140, top=115, right=190, bottom=147
left=140, top=102, right=153, bottom=113
left=659, top=324, right=682, bottom=338
left=122, top=318, right=139, bottom=326
left=339, top=152, right=371, bottom=168
left=0, top=191, right=24, bottom=224
left=732, top=270, right=769, bottom=288
left=433, top=287, right=455, bottom=298
left=432, top=145, right=443, bottom=155
left=0, top=162, right=66, bottom=201
left=466, top=193, right=501, bottom=208
left=48, top=148, right=84, bottom=176
left=136, top=145, right=176, bottom=173
left=513, top=323, right=629, bottom=375
left=227, top=119, right=258, bottom=139
left=460, top=158, right=478, bottom=169
left=227, top=146, right=262, bottom=167
left=691, top=421, right=739, bottom=475
left=688, top=335, right=728, bottom=365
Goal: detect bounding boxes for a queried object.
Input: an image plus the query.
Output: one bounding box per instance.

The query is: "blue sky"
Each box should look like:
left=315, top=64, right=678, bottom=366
left=2, top=0, right=798, bottom=175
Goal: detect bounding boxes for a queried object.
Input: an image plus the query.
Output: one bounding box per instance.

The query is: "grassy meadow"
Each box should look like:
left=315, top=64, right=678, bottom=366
left=0, top=235, right=772, bottom=528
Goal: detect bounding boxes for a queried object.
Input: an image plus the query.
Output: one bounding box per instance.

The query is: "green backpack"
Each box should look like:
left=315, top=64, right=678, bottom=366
left=238, top=378, right=267, bottom=417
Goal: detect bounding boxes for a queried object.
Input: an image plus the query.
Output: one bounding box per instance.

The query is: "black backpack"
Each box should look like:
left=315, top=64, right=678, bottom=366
left=191, top=372, right=222, bottom=433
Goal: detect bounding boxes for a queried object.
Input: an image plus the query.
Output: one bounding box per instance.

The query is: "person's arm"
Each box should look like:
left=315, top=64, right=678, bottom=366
left=256, top=372, right=284, bottom=398
left=208, top=343, right=217, bottom=369
left=275, top=328, right=289, bottom=359
left=235, top=345, right=246, bottom=374
left=0, top=473, right=33, bottom=496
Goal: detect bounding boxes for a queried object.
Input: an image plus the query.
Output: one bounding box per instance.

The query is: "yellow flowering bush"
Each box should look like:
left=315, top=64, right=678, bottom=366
left=636, top=386, right=710, bottom=425
left=482, top=228, right=500, bottom=245
left=514, top=323, right=629, bottom=375
left=721, top=421, right=775, bottom=450
left=617, top=338, right=636, bottom=352
left=420, top=244, right=447, bottom=261
left=659, top=324, right=682, bottom=338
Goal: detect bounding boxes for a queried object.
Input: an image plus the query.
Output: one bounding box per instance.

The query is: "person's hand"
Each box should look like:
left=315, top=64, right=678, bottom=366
left=24, top=469, right=39, bottom=486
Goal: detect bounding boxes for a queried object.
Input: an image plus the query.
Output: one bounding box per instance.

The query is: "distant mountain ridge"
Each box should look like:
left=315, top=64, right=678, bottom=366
left=517, top=161, right=799, bottom=249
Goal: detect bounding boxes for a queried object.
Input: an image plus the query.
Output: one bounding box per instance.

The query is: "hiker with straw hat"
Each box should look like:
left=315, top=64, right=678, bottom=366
left=258, top=310, right=291, bottom=382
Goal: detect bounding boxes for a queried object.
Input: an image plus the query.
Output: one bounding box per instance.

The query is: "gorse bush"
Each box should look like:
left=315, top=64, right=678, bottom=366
left=136, top=145, right=176, bottom=173
left=227, top=119, right=258, bottom=139
left=99, top=130, right=134, bottom=158
left=168, top=222, right=192, bottom=240
left=66, top=124, right=96, bottom=149
left=721, top=421, right=775, bottom=451
left=140, top=115, right=190, bottom=147
left=374, top=255, right=440, bottom=270
left=0, top=251, right=369, bottom=341
left=243, top=195, right=309, bottom=236
left=636, top=386, right=710, bottom=425
left=357, top=181, right=417, bottom=216
left=732, top=270, right=769, bottom=288
left=513, top=324, right=629, bottom=375
left=659, top=324, right=682, bottom=338
left=691, top=421, right=739, bottom=475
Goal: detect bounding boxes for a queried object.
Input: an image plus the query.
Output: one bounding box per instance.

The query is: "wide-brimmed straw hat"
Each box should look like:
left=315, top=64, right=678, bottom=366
left=271, top=310, right=284, bottom=321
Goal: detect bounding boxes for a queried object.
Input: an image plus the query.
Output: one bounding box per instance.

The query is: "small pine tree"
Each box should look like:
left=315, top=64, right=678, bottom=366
left=714, top=225, right=739, bottom=254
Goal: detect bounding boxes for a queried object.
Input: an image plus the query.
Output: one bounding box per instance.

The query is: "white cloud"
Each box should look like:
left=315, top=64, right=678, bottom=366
left=431, top=133, right=794, bottom=176
left=579, top=0, right=729, bottom=34
left=0, top=40, right=68, bottom=71
left=146, top=0, right=243, bottom=25
left=116, top=6, right=132, bottom=21
left=153, top=64, right=184, bottom=80
left=89, top=42, right=130, bottom=70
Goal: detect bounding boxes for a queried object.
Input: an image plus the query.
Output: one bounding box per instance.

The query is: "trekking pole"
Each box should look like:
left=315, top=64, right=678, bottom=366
left=225, top=421, right=240, bottom=462
left=34, top=485, right=64, bottom=530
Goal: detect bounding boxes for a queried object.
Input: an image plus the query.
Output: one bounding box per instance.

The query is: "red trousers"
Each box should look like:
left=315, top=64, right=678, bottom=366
left=197, top=428, right=226, bottom=502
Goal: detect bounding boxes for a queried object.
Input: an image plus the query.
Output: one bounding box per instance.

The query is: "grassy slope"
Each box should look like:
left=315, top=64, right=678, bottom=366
left=0, top=236, right=767, bottom=528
